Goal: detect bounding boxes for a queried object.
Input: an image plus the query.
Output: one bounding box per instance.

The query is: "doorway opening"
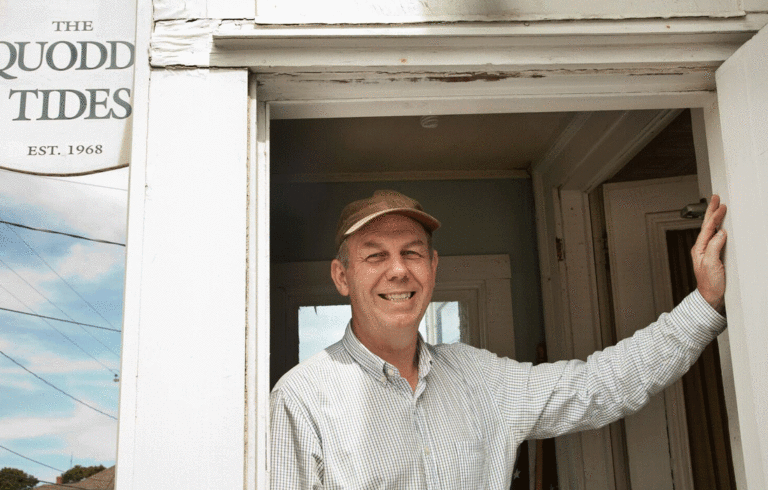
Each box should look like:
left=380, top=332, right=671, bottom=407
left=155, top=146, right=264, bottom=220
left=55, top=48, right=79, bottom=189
left=265, top=106, right=733, bottom=490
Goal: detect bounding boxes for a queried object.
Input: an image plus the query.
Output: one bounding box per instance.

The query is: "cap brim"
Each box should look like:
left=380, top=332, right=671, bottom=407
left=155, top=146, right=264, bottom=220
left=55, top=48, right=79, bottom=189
left=343, top=208, right=441, bottom=239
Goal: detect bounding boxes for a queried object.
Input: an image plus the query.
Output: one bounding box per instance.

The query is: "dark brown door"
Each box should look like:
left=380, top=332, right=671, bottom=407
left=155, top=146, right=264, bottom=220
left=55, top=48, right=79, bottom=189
left=666, top=227, right=736, bottom=490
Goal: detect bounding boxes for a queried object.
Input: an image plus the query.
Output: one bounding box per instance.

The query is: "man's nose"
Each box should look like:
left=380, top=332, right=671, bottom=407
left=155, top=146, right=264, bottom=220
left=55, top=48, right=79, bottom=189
left=386, top=255, right=409, bottom=280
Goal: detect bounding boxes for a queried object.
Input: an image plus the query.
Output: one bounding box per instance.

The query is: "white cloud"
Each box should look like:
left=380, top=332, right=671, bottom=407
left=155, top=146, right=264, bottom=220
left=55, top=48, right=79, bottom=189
left=56, top=243, right=123, bottom=282
left=25, top=353, right=116, bottom=375
left=0, top=264, right=60, bottom=312
left=0, top=337, right=119, bottom=380
left=0, top=376, right=38, bottom=392
left=0, top=405, right=117, bottom=461
left=0, top=169, right=128, bottom=244
left=0, top=238, right=124, bottom=318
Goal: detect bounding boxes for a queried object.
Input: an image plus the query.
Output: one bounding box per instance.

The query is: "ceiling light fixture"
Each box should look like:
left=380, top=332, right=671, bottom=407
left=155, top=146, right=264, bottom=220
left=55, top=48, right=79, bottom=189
left=420, top=115, right=438, bottom=129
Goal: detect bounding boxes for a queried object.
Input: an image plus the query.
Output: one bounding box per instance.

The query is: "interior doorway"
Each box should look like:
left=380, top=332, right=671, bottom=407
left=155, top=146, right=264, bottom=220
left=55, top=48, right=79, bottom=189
left=601, top=172, right=735, bottom=490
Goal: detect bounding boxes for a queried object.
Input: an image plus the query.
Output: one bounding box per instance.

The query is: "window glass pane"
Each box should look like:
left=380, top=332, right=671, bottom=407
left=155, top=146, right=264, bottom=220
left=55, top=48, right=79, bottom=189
left=299, top=301, right=463, bottom=362
left=298, top=305, right=350, bottom=362
left=423, top=301, right=461, bottom=345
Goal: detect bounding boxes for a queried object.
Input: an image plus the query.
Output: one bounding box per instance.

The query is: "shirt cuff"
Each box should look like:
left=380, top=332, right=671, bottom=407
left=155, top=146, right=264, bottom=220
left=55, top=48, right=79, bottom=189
left=669, top=289, right=727, bottom=347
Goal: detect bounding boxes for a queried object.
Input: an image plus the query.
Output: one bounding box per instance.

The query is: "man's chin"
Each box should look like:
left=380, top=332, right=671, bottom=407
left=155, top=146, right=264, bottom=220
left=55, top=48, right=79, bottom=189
left=382, top=316, right=423, bottom=333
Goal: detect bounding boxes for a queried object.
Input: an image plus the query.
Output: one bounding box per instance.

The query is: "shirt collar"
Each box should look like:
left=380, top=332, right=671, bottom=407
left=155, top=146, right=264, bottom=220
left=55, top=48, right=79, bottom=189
left=341, top=322, right=434, bottom=383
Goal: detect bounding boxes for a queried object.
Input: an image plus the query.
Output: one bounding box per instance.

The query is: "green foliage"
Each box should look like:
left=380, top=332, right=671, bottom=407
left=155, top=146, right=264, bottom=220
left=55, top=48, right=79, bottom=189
left=61, top=465, right=106, bottom=484
left=0, top=467, right=39, bottom=490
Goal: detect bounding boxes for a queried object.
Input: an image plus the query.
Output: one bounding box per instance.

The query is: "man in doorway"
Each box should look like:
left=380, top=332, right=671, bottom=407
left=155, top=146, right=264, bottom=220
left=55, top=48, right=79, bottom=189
left=271, top=189, right=727, bottom=489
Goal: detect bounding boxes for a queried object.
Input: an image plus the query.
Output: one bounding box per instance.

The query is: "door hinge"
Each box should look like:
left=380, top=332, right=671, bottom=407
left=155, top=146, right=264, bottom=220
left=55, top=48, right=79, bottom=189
left=556, top=237, right=565, bottom=262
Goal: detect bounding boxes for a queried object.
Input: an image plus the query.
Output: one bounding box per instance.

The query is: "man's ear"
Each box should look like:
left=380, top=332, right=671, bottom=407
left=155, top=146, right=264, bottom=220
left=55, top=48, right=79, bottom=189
left=331, top=259, right=350, bottom=296
left=431, top=249, right=439, bottom=275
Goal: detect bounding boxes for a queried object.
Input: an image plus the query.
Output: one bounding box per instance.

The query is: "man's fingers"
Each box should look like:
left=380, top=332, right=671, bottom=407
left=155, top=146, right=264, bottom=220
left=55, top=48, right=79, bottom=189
left=702, top=194, right=719, bottom=223
left=693, top=196, right=726, bottom=256
left=705, top=228, right=728, bottom=260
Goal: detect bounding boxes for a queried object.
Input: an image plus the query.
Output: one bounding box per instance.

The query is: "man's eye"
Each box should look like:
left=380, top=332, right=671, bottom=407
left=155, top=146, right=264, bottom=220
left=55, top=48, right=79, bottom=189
left=366, top=253, right=385, bottom=261
left=404, top=250, right=422, bottom=258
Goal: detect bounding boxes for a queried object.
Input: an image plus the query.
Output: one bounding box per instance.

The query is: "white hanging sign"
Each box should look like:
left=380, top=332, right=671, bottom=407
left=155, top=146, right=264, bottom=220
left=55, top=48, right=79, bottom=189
left=1, top=2, right=135, bottom=176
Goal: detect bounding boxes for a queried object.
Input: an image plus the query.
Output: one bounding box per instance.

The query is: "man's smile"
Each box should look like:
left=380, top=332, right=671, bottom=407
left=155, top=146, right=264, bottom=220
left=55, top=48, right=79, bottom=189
left=379, top=292, right=415, bottom=302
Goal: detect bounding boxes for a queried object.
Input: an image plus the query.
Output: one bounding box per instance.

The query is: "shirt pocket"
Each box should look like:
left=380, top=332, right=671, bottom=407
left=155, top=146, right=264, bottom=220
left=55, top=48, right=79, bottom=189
left=453, top=440, right=487, bottom=488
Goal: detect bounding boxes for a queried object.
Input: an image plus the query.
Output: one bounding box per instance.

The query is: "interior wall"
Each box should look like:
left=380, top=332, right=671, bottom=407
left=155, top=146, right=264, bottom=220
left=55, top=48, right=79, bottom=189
left=271, top=179, right=544, bottom=363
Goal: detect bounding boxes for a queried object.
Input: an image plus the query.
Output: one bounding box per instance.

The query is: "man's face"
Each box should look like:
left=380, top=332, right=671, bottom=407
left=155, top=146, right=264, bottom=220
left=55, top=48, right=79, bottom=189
left=331, top=214, right=438, bottom=347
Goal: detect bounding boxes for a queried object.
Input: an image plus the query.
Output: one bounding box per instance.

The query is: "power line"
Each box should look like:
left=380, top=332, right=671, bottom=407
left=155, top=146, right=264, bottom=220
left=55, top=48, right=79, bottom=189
left=0, top=283, right=119, bottom=376
left=0, top=219, right=125, bottom=247
left=0, top=349, right=118, bottom=420
left=4, top=224, right=120, bottom=330
left=0, top=306, right=121, bottom=333
left=41, top=175, right=128, bottom=192
left=4, top=224, right=122, bottom=353
left=0, top=444, right=65, bottom=473
left=0, top=256, right=120, bottom=360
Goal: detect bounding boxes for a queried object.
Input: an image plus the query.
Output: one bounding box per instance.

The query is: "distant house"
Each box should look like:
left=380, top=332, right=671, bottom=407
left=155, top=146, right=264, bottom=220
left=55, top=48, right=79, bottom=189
left=37, top=466, right=114, bottom=490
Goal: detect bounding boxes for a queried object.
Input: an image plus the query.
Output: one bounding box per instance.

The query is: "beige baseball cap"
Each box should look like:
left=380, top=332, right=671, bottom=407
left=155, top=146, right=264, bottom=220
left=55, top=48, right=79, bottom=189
left=335, top=190, right=441, bottom=249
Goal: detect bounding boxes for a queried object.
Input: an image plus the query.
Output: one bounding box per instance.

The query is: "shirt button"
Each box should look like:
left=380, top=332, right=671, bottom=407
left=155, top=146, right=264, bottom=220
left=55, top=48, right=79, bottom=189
left=387, top=368, right=395, bottom=376
left=380, top=376, right=386, bottom=383
left=424, top=447, right=430, bottom=456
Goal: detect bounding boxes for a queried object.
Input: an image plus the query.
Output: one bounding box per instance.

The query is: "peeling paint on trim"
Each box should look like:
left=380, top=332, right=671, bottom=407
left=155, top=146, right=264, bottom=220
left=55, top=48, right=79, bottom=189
left=148, top=15, right=767, bottom=74
left=256, top=66, right=714, bottom=84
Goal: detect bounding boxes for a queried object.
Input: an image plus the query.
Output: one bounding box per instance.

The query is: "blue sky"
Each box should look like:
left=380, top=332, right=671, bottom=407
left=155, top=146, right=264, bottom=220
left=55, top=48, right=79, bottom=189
left=0, top=167, right=127, bottom=484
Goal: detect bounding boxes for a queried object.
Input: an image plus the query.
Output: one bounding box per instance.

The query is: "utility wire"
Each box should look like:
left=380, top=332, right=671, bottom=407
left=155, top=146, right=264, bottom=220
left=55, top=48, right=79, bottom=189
left=0, top=444, right=65, bottom=473
left=0, top=219, right=125, bottom=247
left=41, top=175, right=128, bottom=191
left=4, top=224, right=122, bottom=356
left=0, top=306, right=120, bottom=333
left=0, top=349, right=118, bottom=420
left=0, top=283, right=119, bottom=376
left=0, top=255, right=120, bottom=359
left=5, top=224, right=120, bottom=329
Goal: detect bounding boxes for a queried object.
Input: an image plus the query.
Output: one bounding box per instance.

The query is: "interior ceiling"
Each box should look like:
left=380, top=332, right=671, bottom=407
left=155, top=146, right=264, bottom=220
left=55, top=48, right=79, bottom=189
left=607, top=109, right=697, bottom=183
left=271, top=109, right=697, bottom=183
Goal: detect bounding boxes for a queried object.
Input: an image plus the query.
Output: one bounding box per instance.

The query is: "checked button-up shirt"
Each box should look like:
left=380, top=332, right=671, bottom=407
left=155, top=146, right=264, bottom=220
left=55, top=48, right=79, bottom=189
left=270, top=290, right=726, bottom=490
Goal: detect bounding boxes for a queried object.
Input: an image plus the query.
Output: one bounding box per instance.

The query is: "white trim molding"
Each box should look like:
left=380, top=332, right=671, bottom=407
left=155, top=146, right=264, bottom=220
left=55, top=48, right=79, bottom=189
left=148, top=15, right=768, bottom=77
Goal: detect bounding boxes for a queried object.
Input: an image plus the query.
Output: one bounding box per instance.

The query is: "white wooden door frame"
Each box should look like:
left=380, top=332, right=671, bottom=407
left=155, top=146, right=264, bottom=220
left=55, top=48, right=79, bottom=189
left=241, top=32, right=760, bottom=490
left=118, top=12, right=768, bottom=490
left=704, top=25, right=768, bottom=490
